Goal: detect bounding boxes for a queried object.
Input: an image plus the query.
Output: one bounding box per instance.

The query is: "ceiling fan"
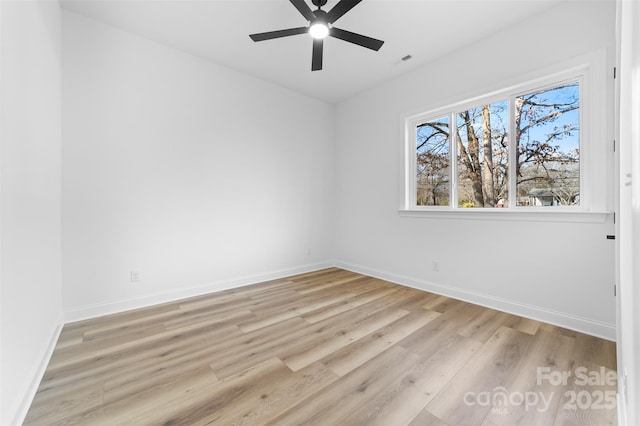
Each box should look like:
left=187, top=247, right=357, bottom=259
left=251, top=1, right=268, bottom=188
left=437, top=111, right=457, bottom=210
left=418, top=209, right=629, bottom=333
left=249, top=0, right=384, bottom=71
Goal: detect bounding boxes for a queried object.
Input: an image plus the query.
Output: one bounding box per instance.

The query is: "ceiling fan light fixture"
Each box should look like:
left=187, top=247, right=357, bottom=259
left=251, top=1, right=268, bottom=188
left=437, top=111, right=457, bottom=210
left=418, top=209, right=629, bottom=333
left=249, top=0, right=384, bottom=71
left=309, top=22, right=329, bottom=39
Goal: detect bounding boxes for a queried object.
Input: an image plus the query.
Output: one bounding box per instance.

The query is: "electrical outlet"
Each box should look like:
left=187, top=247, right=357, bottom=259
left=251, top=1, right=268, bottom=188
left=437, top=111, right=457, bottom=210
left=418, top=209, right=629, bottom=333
left=130, top=270, right=141, bottom=283
left=432, top=261, right=440, bottom=272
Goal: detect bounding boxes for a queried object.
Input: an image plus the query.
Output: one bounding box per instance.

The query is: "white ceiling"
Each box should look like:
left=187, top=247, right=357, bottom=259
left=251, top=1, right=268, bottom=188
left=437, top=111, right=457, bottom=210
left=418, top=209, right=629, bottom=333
left=60, top=0, right=564, bottom=104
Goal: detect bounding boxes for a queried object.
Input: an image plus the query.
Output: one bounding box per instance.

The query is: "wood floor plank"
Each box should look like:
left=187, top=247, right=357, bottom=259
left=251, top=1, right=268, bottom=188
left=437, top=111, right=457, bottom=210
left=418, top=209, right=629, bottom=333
left=192, top=361, right=340, bottom=425
left=322, top=309, right=441, bottom=376
left=48, top=318, right=197, bottom=369
left=482, top=328, right=577, bottom=426
left=37, top=323, right=242, bottom=398
left=398, top=303, right=486, bottom=360
left=289, top=267, right=353, bottom=284
left=456, top=308, right=510, bottom=341
left=389, top=290, right=444, bottom=313
left=63, top=366, right=219, bottom=425
left=236, top=290, right=357, bottom=333
left=213, top=302, right=409, bottom=379
left=409, top=408, right=450, bottom=426
left=24, top=268, right=617, bottom=425
left=301, top=286, right=398, bottom=324
left=162, top=307, right=256, bottom=331
left=552, top=360, right=618, bottom=426
left=43, top=319, right=238, bottom=377
left=207, top=317, right=311, bottom=379
left=124, top=358, right=290, bottom=426
left=35, top=369, right=217, bottom=425
left=572, top=333, right=617, bottom=370
left=340, top=333, right=482, bottom=426
left=53, top=327, right=84, bottom=350
left=423, top=294, right=464, bottom=313
left=426, top=326, right=535, bottom=425
left=23, top=381, right=104, bottom=425
left=281, top=308, right=410, bottom=371
left=81, top=322, right=167, bottom=346
left=268, top=345, right=422, bottom=425
left=60, top=300, right=180, bottom=333
left=505, top=315, right=542, bottom=335
left=296, top=273, right=373, bottom=294
left=103, top=359, right=216, bottom=405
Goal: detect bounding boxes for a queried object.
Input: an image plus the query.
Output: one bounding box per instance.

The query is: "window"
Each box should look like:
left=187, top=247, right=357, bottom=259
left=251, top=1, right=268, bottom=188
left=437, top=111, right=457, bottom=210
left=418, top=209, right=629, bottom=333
left=515, top=83, right=580, bottom=207
left=402, top=53, right=611, bottom=221
left=416, top=116, right=450, bottom=206
left=456, top=100, right=509, bottom=208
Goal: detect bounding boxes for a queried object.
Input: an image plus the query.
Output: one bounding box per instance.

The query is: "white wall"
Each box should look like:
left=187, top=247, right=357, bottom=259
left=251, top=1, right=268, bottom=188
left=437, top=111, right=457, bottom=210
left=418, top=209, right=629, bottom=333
left=61, top=11, right=335, bottom=319
left=0, top=1, right=63, bottom=424
left=334, top=1, right=617, bottom=339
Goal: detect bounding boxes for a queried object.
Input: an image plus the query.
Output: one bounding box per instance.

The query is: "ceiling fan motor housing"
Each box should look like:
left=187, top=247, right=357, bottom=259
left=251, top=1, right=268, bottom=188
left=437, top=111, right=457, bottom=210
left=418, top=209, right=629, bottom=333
left=313, top=9, right=329, bottom=25
left=312, top=0, right=328, bottom=7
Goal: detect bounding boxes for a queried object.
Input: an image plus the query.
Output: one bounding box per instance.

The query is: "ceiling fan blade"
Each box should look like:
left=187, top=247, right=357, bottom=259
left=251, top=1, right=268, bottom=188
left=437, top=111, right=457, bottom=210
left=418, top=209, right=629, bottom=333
left=330, top=27, right=384, bottom=51
left=326, top=0, right=363, bottom=23
left=290, top=0, right=316, bottom=21
left=312, top=38, right=323, bottom=71
left=250, top=27, right=308, bottom=42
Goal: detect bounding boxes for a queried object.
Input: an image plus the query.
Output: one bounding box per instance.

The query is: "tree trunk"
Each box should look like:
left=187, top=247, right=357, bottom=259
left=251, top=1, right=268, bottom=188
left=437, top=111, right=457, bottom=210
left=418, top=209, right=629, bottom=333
left=481, top=105, right=496, bottom=207
left=462, top=112, right=484, bottom=207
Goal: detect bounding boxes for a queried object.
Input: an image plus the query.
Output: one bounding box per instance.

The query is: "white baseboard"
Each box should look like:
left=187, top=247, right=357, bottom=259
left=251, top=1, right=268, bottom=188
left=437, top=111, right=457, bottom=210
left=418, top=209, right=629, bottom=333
left=64, top=260, right=617, bottom=340
left=63, top=261, right=334, bottom=323
left=334, top=261, right=616, bottom=341
left=12, top=317, right=64, bottom=426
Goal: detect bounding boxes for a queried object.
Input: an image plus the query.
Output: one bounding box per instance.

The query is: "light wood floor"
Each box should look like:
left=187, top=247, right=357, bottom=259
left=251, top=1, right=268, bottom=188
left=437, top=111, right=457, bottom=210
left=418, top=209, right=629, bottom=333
left=25, top=268, right=617, bottom=425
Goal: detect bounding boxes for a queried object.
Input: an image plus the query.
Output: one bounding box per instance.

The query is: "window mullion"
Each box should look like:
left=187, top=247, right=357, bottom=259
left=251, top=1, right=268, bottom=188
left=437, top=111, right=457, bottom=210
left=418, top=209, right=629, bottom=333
left=410, top=121, right=417, bottom=208
left=508, top=96, right=517, bottom=208
left=450, top=111, right=458, bottom=208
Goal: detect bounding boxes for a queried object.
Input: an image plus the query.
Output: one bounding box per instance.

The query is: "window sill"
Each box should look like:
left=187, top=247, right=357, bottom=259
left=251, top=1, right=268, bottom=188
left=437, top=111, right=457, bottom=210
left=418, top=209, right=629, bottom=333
left=398, top=208, right=613, bottom=223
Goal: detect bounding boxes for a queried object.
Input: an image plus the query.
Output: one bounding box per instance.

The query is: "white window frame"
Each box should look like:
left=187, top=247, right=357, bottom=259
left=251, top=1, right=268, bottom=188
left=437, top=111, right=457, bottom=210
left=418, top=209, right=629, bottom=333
left=399, top=50, right=613, bottom=223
